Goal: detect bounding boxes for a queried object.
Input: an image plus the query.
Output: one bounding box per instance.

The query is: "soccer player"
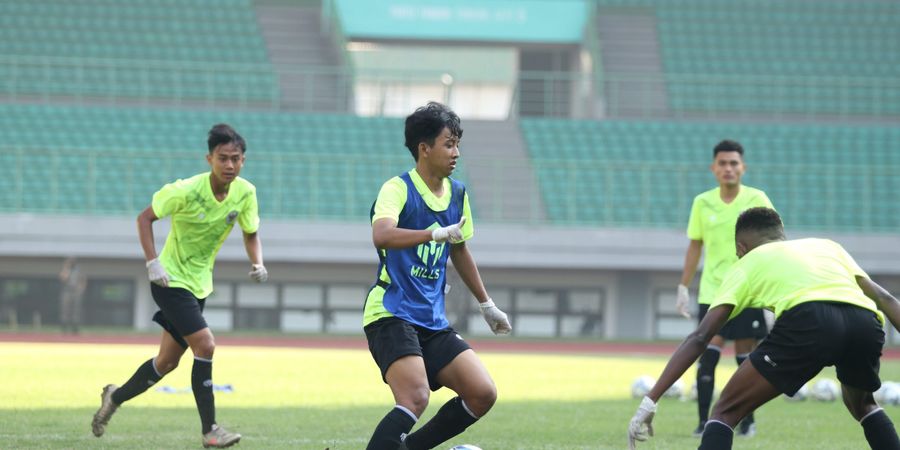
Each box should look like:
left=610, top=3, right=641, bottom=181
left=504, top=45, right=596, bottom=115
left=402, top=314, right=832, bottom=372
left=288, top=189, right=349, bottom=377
left=676, top=140, right=773, bottom=437
left=363, top=102, right=512, bottom=450
left=91, top=124, right=267, bottom=448
left=628, top=207, right=900, bottom=450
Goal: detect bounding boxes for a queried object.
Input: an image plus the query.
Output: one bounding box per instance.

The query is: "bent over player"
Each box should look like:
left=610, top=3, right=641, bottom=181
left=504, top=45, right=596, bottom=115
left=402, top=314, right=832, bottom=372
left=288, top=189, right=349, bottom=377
left=92, top=124, right=267, bottom=448
left=363, top=102, right=512, bottom=450
left=629, top=207, right=900, bottom=450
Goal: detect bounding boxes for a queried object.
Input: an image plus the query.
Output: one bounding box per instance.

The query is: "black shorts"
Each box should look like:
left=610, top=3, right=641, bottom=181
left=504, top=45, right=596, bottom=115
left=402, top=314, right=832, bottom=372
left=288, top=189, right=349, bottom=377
left=699, top=303, right=768, bottom=340
left=749, top=301, right=884, bottom=396
left=364, top=316, right=472, bottom=391
left=150, top=283, right=208, bottom=349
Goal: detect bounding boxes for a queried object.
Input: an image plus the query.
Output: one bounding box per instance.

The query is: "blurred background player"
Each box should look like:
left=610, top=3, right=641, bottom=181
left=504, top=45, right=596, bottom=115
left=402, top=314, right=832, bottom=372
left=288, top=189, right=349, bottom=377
left=363, top=102, right=512, bottom=450
left=58, top=256, right=87, bottom=335
left=630, top=207, right=900, bottom=450
left=676, top=139, right=774, bottom=437
left=91, top=124, right=268, bottom=448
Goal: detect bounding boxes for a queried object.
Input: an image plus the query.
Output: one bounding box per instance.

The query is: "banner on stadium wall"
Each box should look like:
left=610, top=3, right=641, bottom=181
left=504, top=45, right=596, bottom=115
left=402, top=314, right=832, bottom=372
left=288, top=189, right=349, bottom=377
left=333, top=0, right=588, bottom=43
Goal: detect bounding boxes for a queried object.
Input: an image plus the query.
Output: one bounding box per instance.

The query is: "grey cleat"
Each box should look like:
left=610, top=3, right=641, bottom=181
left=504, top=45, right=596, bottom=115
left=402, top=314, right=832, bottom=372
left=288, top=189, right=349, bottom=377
left=91, top=384, right=120, bottom=437
left=202, top=425, right=242, bottom=448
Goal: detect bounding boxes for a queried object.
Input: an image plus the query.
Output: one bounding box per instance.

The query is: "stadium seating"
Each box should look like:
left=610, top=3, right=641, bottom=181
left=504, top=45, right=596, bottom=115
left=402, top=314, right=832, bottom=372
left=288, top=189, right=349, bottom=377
left=0, top=104, right=416, bottom=220
left=596, top=0, right=900, bottom=116
left=521, top=117, right=900, bottom=231
left=0, top=0, right=278, bottom=103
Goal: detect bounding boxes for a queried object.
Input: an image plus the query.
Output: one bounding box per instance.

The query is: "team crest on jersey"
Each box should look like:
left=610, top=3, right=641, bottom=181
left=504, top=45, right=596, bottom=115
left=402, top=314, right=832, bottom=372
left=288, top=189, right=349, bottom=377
left=225, top=210, right=239, bottom=224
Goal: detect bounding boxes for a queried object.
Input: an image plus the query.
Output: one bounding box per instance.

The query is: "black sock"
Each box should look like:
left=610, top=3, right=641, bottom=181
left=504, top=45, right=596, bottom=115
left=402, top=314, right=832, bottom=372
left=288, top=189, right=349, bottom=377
left=366, top=406, right=417, bottom=450
left=192, top=357, right=216, bottom=434
left=734, top=353, right=754, bottom=426
left=699, top=420, right=734, bottom=450
left=861, top=408, right=900, bottom=450
left=697, top=347, right=720, bottom=424
left=111, top=358, right=163, bottom=405
left=404, top=397, right=479, bottom=450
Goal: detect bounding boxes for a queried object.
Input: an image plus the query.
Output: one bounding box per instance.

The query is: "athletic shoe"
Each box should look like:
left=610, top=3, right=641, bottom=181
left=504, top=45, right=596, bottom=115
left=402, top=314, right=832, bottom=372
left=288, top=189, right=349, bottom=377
left=203, top=425, right=242, bottom=448
left=738, top=419, right=757, bottom=438
left=693, top=422, right=706, bottom=437
left=91, top=384, right=119, bottom=437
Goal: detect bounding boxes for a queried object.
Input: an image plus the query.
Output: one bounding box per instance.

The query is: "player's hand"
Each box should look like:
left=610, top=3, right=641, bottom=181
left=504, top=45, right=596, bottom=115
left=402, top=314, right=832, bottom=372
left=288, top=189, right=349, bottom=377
left=431, top=216, right=467, bottom=244
left=628, top=396, right=657, bottom=449
left=479, top=299, right=512, bottom=335
left=249, top=264, right=268, bottom=283
left=676, top=284, right=692, bottom=319
left=146, top=258, right=170, bottom=287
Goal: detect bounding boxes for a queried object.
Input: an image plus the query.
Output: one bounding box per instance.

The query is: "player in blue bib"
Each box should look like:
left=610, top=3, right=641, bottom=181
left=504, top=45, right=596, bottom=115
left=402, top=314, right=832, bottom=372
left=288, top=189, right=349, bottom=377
left=363, top=102, right=512, bottom=450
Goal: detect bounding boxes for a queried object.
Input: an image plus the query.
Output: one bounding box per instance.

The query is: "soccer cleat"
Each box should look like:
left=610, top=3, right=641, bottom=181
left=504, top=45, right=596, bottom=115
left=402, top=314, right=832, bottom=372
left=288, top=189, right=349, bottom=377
left=692, top=422, right=706, bottom=437
left=738, top=419, right=757, bottom=438
left=202, top=425, right=242, bottom=448
left=91, top=384, right=120, bottom=437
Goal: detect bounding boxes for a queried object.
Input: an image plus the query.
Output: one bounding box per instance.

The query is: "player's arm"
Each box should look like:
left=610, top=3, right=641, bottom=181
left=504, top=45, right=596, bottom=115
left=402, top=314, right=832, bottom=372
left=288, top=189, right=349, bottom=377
left=857, top=276, right=900, bottom=332
left=372, top=218, right=434, bottom=249
left=675, top=239, right=703, bottom=318
left=244, top=231, right=268, bottom=282
left=647, top=304, right=732, bottom=401
left=137, top=206, right=169, bottom=287
left=450, top=242, right=511, bottom=335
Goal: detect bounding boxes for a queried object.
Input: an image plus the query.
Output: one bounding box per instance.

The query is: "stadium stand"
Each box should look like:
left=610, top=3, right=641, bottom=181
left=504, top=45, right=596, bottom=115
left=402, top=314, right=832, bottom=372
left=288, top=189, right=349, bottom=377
left=0, top=0, right=278, bottom=103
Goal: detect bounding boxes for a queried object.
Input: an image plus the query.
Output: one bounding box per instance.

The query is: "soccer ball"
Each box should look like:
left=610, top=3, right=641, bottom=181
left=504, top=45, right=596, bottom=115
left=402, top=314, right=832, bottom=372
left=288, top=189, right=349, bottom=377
left=811, top=379, right=840, bottom=402
left=783, top=384, right=809, bottom=402
left=875, top=382, right=900, bottom=405
left=664, top=379, right=684, bottom=399
left=631, top=375, right=656, bottom=398
left=449, top=446, right=483, bottom=450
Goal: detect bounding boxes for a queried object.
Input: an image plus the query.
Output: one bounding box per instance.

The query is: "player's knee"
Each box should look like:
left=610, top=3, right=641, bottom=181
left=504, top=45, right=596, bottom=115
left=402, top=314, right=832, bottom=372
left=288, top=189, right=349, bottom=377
left=462, top=380, right=497, bottom=416
left=190, top=338, right=216, bottom=359
left=401, top=386, right=431, bottom=417
left=154, top=357, right=178, bottom=375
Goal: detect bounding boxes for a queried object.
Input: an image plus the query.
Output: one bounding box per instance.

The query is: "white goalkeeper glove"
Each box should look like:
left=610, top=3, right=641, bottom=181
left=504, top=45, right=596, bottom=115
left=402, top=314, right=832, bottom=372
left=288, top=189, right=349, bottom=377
left=628, top=396, right=657, bottom=450
left=146, top=258, right=170, bottom=287
left=249, top=264, right=268, bottom=283
left=676, top=284, right=692, bottom=319
left=431, top=216, right=467, bottom=244
left=479, top=299, right=512, bottom=335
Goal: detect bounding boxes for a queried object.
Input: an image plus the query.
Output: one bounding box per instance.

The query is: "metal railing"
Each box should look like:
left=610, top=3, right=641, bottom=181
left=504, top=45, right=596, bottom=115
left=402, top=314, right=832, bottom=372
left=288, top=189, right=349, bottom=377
left=4, top=147, right=899, bottom=232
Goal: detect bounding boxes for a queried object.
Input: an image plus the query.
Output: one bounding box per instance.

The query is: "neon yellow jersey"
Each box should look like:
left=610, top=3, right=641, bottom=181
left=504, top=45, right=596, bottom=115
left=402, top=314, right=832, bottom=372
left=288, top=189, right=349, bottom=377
left=710, top=238, right=882, bottom=324
left=152, top=172, right=259, bottom=299
left=687, top=185, right=773, bottom=304
left=364, top=169, right=474, bottom=327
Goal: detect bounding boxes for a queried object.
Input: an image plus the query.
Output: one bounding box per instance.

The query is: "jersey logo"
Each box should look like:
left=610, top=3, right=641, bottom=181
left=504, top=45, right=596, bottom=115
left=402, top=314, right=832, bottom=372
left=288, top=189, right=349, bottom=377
left=410, top=222, right=446, bottom=280
left=225, top=210, right=239, bottom=224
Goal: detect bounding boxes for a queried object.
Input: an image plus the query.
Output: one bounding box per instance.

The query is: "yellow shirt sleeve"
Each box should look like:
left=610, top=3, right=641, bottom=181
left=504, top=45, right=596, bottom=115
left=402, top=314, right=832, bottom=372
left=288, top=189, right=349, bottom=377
left=238, top=187, right=260, bottom=234
left=461, top=192, right=474, bottom=241
left=686, top=195, right=703, bottom=240
left=151, top=180, right=186, bottom=219
left=372, top=177, right=407, bottom=224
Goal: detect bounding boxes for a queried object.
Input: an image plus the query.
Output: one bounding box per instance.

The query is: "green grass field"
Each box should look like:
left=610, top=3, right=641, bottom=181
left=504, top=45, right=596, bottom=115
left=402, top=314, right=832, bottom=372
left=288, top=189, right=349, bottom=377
left=3, top=341, right=900, bottom=449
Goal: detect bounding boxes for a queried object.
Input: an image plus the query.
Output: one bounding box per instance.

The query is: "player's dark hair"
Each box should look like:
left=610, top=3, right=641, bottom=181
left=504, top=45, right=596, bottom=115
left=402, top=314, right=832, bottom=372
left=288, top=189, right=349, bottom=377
left=404, top=102, right=463, bottom=161
left=208, top=123, right=246, bottom=154
left=713, top=139, right=743, bottom=158
left=736, top=207, right=783, bottom=238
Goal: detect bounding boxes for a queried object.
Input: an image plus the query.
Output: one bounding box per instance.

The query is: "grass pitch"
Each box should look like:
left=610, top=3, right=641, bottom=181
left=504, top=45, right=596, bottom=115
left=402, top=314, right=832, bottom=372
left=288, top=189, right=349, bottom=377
left=2, top=341, right=900, bottom=449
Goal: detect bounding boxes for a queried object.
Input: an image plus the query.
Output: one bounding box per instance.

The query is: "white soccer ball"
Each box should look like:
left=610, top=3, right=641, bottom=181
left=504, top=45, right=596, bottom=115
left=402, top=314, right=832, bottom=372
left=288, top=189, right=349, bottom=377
left=811, top=379, right=841, bottom=402
left=631, top=375, right=655, bottom=398
left=449, top=446, right=483, bottom=450
left=876, top=382, right=900, bottom=406
left=681, top=380, right=698, bottom=402
left=664, top=379, right=684, bottom=399
left=783, top=384, right=809, bottom=402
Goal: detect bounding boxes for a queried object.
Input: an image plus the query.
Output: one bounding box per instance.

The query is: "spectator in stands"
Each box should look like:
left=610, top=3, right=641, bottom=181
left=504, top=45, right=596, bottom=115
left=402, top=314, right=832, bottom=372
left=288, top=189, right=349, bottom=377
left=91, top=124, right=267, bottom=448
left=58, top=256, right=87, bottom=334
left=363, top=102, right=512, bottom=450
left=630, top=207, right=900, bottom=450
left=676, top=140, right=774, bottom=437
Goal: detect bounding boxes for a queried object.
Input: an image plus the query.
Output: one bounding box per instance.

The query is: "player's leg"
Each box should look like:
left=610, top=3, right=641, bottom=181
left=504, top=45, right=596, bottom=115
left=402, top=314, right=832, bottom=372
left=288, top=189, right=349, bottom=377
left=402, top=332, right=492, bottom=450
left=699, top=359, right=780, bottom=450
left=732, top=337, right=757, bottom=436
left=365, top=318, right=429, bottom=450
left=695, top=304, right=722, bottom=435
left=836, top=304, right=898, bottom=449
